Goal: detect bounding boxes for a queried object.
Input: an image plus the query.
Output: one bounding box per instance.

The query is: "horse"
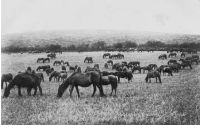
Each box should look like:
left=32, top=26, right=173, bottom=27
left=47, top=53, right=56, bottom=58
left=53, top=61, right=62, bottom=66
left=45, top=68, right=54, bottom=76
left=49, top=71, right=61, bottom=82
left=168, top=59, right=177, bottom=65
left=69, top=65, right=78, bottom=72
left=145, top=70, right=161, bottom=83
left=57, top=71, right=105, bottom=98
left=59, top=72, right=68, bottom=81
left=168, top=53, right=177, bottom=58
left=37, top=58, right=44, bottom=63
left=162, top=67, right=173, bottom=76
left=148, top=64, right=157, bottom=70
left=107, top=60, right=113, bottom=66
left=75, top=67, right=82, bottom=73
left=132, top=66, right=141, bottom=73
left=94, top=64, right=100, bottom=69
left=84, top=57, right=93, bottom=63
left=186, top=56, right=199, bottom=64
left=169, top=63, right=180, bottom=72
left=3, top=73, right=43, bottom=97
left=128, top=61, right=140, bottom=67
left=179, top=59, right=192, bottom=69
left=104, top=63, right=109, bottom=69
left=64, top=61, right=70, bottom=66
left=101, top=75, right=118, bottom=96
left=140, top=66, right=152, bottom=73
left=61, top=66, right=66, bottom=71
left=103, top=53, right=111, bottom=59
left=113, top=71, right=133, bottom=82
left=158, top=54, right=167, bottom=59
left=36, top=65, right=50, bottom=71
left=1, top=73, right=13, bottom=89
left=43, top=58, right=50, bottom=63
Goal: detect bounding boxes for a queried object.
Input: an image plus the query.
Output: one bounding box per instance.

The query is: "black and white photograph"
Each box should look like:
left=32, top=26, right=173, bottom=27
left=1, top=0, right=200, bottom=124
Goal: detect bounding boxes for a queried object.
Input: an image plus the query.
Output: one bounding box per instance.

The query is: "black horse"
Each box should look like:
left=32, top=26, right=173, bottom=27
left=113, top=71, right=133, bottom=82
left=84, top=57, right=93, bottom=63
left=162, top=67, right=173, bottom=76
left=1, top=73, right=13, bottom=89
left=36, top=65, right=50, bottom=71
left=158, top=54, right=167, bottom=59
left=45, top=68, right=54, bottom=76
left=145, top=70, right=161, bottom=83
left=132, top=66, right=141, bottom=73
left=101, top=75, right=118, bottom=96
left=3, top=73, right=43, bottom=97
left=103, top=53, right=111, bottom=59
left=49, top=71, right=61, bottom=82
left=53, top=61, right=62, bottom=66
left=168, top=53, right=177, bottom=58
left=168, top=59, right=177, bottom=65
left=47, top=53, right=56, bottom=58
left=57, top=71, right=105, bottom=98
left=43, top=58, right=50, bottom=63
left=128, top=61, right=140, bottom=67
left=179, top=59, right=192, bottom=69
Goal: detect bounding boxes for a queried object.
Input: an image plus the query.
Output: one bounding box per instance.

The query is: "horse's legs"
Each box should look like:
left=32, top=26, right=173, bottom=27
left=18, top=86, right=22, bottom=96
left=75, top=86, right=80, bottom=98
left=91, top=84, right=97, bottom=97
left=110, top=85, right=113, bottom=96
left=27, top=87, right=31, bottom=96
left=1, top=80, right=3, bottom=89
left=156, top=77, right=157, bottom=83
left=33, top=87, right=37, bottom=96
left=38, top=85, right=43, bottom=95
left=97, top=84, right=105, bottom=97
left=70, top=85, right=74, bottom=97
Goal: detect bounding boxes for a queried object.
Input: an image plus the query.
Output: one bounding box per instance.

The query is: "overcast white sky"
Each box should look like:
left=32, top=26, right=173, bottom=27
left=2, top=0, right=200, bottom=34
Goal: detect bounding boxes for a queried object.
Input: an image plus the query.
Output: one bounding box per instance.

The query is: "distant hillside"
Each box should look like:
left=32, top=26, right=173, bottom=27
left=2, top=30, right=200, bottom=48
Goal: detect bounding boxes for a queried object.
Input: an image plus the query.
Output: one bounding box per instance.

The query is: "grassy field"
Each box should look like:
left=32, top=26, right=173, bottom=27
left=1, top=51, right=200, bottom=125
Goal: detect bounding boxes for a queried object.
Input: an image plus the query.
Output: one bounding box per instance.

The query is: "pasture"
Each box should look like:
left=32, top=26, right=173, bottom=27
left=1, top=51, right=200, bottom=125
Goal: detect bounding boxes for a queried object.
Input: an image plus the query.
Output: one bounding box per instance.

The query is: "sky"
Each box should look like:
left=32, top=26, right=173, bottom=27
left=2, top=0, right=200, bottom=34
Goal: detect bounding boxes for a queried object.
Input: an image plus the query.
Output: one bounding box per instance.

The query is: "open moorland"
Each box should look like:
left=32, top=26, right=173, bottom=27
left=1, top=51, right=200, bottom=125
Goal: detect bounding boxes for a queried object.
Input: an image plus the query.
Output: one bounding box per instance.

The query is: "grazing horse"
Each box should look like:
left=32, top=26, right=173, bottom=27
left=113, top=71, right=133, bottom=82
left=168, top=59, right=177, bottom=65
left=145, top=70, right=161, bottom=83
left=101, top=75, right=118, bottom=96
left=59, top=72, right=68, bottom=81
left=45, top=68, right=54, bottom=76
left=53, top=61, right=62, bottom=66
left=37, top=58, right=44, bottom=63
left=3, top=73, right=43, bottom=97
left=148, top=64, right=157, bottom=70
left=186, top=56, right=199, bottom=64
left=158, top=54, right=167, bottom=59
left=141, top=66, right=151, bottom=73
left=57, top=71, right=105, bottom=98
left=43, top=58, right=50, bottom=63
left=103, top=53, right=111, bottom=59
left=168, top=53, right=177, bottom=58
left=1, top=73, right=13, bottom=89
left=84, top=57, right=93, bottom=63
left=107, top=60, right=113, bottom=66
left=49, top=71, right=61, bottom=82
left=132, top=66, right=141, bottom=73
left=162, top=67, right=173, bottom=76
left=47, top=53, right=56, bottom=58
left=69, top=65, right=78, bottom=72
left=179, top=59, right=192, bottom=69
left=128, top=61, right=140, bottom=67
left=169, top=63, right=180, bottom=72
left=36, top=65, right=50, bottom=71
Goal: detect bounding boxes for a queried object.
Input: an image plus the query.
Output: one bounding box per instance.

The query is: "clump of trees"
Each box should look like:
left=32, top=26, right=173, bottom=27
left=2, top=40, right=200, bottom=53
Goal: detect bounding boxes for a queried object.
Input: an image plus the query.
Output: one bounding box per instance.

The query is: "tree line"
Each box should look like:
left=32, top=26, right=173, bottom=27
left=2, top=40, right=200, bottom=53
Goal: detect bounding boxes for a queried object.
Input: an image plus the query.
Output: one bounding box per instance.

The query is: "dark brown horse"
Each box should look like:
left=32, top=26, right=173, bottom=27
left=57, top=71, right=105, bottom=98
left=3, top=73, right=43, bottom=97
left=145, top=70, right=161, bottom=83
left=1, top=73, right=13, bottom=89
left=101, top=75, right=118, bottom=96
left=49, top=71, right=61, bottom=82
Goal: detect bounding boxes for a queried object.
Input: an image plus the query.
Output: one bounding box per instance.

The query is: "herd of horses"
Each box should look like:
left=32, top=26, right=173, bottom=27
left=1, top=51, right=199, bottom=98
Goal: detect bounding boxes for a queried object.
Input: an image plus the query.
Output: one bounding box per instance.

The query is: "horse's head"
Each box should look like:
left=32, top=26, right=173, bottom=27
left=3, top=81, right=14, bottom=98
left=57, top=80, right=70, bottom=98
